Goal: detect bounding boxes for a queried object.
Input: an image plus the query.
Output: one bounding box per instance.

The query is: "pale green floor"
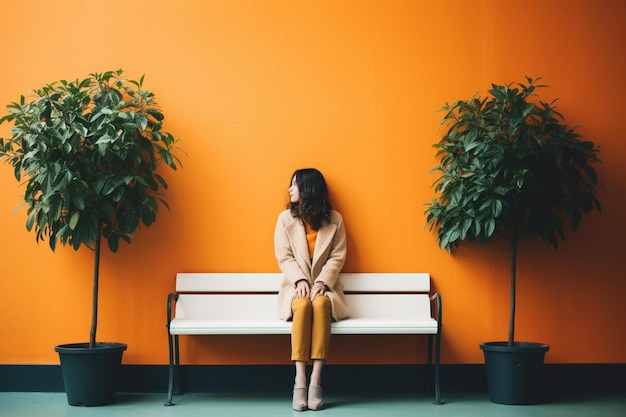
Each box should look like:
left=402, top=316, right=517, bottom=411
left=0, top=392, right=625, bottom=417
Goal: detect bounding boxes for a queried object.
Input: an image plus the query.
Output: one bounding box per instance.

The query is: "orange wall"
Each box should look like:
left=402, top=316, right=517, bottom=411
left=0, top=0, right=624, bottom=366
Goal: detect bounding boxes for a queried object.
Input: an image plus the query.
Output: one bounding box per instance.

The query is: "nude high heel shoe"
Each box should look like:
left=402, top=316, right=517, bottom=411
left=308, top=385, right=323, bottom=410
left=292, top=387, right=307, bottom=411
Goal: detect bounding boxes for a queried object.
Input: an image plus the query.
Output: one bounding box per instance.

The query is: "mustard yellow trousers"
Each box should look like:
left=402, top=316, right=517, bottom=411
left=290, top=295, right=331, bottom=362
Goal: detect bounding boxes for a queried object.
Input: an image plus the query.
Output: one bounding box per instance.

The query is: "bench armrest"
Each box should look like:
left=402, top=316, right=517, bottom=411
left=430, top=293, right=442, bottom=332
left=166, top=292, right=180, bottom=333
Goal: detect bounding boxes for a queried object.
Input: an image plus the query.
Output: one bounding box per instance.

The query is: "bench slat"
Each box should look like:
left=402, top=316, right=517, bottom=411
left=175, top=272, right=431, bottom=293
left=331, top=318, right=438, bottom=335
left=345, top=294, right=431, bottom=318
left=170, top=320, right=292, bottom=335
left=176, top=273, right=281, bottom=292
left=341, top=273, right=430, bottom=292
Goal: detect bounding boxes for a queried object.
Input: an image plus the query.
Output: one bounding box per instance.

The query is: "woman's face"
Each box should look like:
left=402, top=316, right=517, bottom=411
left=289, top=176, right=300, bottom=203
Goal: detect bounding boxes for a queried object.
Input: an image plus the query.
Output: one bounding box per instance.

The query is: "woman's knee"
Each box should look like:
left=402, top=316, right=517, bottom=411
left=312, top=295, right=331, bottom=312
left=292, top=297, right=312, bottom=313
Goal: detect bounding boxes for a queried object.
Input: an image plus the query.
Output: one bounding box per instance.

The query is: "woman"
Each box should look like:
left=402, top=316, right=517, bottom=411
left=274, top=168, right=349, bottom=411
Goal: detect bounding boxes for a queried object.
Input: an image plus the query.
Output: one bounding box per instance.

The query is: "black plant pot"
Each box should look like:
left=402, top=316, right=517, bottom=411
left=55, top=342, right=127, bottom=406
left=480, top=341, right=549, bottom=405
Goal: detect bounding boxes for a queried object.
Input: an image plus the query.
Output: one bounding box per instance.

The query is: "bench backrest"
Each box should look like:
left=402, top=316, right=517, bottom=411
left=175, top=272, right=430, bottom=293
left=174, top=273, right=433, bottom=322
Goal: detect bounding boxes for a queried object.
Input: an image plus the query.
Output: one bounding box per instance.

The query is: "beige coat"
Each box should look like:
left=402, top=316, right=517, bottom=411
left=274, top=209, right=349, bottom=321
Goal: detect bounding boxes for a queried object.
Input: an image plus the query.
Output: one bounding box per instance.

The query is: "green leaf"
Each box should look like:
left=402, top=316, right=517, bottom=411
left=69, top=212, right=80, bottom=230
left=102, top=180, right=116, bottom=196
left=72, top=193, right=85, bottom=210
left=135, top=113, right=148, bottom=130
left=492, top=199, right=503, bottom=218
left=26, top=212, right=35, bottom=231
left=146, top=108, right=164, bottom=121
left=108, top=235, right=119, bottom=253
left=485, top=218, right=495, bottom=238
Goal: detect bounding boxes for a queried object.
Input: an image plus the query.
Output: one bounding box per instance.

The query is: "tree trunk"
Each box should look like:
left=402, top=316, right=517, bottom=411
left=89, top=232, right=101, bottom=349
left=508, top=225, right=519, bottom=347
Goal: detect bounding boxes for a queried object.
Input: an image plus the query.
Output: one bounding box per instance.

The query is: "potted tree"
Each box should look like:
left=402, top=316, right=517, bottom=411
left=425, top=77, right=603, bottom=404
left=0, top=69, right=182, bottom=406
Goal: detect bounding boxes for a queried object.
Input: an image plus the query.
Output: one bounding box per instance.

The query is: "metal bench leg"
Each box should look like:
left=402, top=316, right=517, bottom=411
left=434, top=331, right=442, bottom=404
left=174, top=335, right=181, bottom=394
left=431, top=292, right=443, bottom=405
left=427, top=335, right=434, bottom=395
left=165, top=333, right=177, bottom=406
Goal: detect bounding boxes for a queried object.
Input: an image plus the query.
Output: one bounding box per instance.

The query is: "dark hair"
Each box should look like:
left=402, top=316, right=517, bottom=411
left=288, top=168, right=332, bottom=230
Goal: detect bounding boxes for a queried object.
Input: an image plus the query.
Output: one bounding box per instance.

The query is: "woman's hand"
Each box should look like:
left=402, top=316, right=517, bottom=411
left=294, top=280, right=310, bottom=298
left=310, top=281, right=327, bottom=301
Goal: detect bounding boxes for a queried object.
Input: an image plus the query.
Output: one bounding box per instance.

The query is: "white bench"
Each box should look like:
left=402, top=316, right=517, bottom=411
left=165, top=272, right=442, bottom=405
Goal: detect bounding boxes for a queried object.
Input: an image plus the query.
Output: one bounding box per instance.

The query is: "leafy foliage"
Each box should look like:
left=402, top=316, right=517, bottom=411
left=424, top=77, right=603, bottom=345
left=426, top=77, right=602, bottom=252
left=0, top=69, right=182, bottom=253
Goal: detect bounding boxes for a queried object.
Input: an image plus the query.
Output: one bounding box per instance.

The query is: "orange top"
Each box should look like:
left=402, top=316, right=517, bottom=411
left=304, top=222, right=318, bottom=260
